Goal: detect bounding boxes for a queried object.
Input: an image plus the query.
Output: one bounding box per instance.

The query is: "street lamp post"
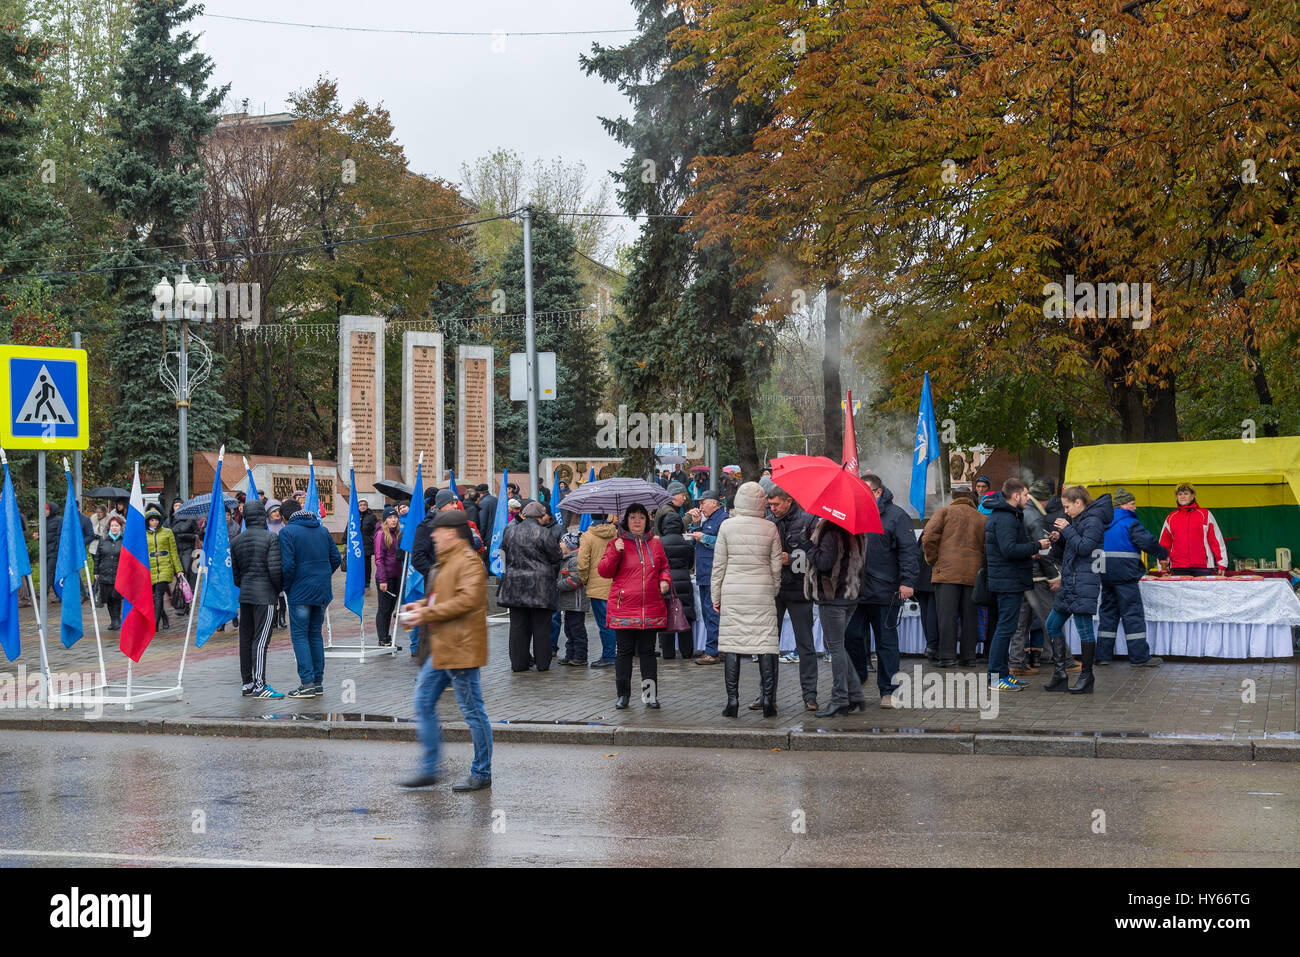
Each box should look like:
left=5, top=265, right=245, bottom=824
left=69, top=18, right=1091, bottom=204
left=154, top=268, right=213, bottom=501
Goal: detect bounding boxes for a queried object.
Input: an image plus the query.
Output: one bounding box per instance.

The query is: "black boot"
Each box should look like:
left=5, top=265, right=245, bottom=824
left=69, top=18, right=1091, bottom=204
left=759, top=653, right=778, bottom=717
left=1070, top=643, right=1095, bottom=694
left=722, top=653, right=740, bottom=717
left=1027, top=649, right=1041, bottom=669
left=1043, top=634, right=1070, bottom=691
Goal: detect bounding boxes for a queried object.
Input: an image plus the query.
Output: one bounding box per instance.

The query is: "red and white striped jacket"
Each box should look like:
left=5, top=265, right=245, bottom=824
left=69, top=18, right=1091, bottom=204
left=1159, top=503, right=1227, bottom=570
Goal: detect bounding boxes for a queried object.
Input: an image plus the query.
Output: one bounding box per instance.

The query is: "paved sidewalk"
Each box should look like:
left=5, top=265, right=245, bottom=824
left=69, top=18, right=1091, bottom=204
left=3, top=581, right=1297, bottom=746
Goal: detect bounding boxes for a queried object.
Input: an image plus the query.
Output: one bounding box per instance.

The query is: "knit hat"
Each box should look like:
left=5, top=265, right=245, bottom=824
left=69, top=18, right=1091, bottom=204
left=975, top=474, right=992, bottom=486
left=562, top=531, right=582, bottom=550
left=1029, top=479, right=1053, bottom=499
left=434, top=488, right=457, bottom=510
left=475, top=483, right=490, bottom=493
left=382, top=505, right=397, bottom=519
left=1112, top=487, right=1136, bottom=506
left=521, top=501, right=548, bottom=519
left=508, top=498, right=522, bottom=510
left=666, top=480, right=687, bottom=496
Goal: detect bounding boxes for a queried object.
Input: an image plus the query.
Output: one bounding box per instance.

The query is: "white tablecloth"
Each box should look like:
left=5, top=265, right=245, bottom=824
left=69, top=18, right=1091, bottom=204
left=1062, top=578, right=1298, bottom=658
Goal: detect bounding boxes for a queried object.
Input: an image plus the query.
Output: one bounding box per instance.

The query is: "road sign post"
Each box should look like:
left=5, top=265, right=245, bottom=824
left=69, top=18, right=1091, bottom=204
left=0, top=345, right=89, bottom=452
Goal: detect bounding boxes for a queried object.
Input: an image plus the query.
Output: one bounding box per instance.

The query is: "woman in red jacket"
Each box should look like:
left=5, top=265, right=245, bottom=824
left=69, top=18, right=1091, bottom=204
left=597, top=503, right=672, bottom=710
left=1158, top=483, right=1227, bottom=576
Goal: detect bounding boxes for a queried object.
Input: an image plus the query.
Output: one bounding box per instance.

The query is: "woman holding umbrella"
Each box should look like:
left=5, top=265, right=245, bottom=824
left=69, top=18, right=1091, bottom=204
left=597, top=503, right=672, bottom=709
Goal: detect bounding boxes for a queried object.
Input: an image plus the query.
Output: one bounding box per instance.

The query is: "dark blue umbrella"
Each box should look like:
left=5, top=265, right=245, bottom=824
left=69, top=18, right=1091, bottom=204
left=174, top=492, right=239, bottom=518
left=558, top=478, right=671, bottom=516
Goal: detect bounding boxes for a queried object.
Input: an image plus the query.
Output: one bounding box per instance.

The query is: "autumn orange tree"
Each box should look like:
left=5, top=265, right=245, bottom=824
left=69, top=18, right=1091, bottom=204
left=678, top=0, right=1299, bottom=453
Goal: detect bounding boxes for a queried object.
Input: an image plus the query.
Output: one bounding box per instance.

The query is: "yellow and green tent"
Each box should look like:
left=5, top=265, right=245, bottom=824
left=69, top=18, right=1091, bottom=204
left=1064, top=437, right=1300, bottom=566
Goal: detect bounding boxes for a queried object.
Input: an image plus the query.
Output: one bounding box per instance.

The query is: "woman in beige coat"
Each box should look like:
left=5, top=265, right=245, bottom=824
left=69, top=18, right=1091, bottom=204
left=710, top=481, right=783, bottom=717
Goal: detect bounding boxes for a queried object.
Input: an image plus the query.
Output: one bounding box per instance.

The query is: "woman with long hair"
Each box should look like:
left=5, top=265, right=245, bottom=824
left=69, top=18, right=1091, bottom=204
left=1044, top=486, right=1112, bottom=694
left=374, top=506, right=404, bottom=647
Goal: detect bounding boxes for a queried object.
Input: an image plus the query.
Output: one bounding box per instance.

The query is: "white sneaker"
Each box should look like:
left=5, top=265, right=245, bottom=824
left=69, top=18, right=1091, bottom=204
left=779, top=652, right=799, bottom=663
left=879, top=694, right=895, bottom=709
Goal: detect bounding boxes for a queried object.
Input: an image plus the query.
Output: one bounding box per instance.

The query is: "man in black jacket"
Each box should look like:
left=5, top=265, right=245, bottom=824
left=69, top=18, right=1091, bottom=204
left=846, top=477, right=920, bottom=707
left=476, top=484, right=497, bottom=566
left=358, top=497, right=377, bottom=590
left=767, top=486, right=819, bottom=710
left=231, top=499, right=284, bottom=698
left=984, top=478, right=1051, bottom=690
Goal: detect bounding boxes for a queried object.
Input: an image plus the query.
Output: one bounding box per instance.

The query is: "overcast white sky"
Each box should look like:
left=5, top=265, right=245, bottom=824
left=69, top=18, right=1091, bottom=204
left=195, top=0, right=640, bottom=243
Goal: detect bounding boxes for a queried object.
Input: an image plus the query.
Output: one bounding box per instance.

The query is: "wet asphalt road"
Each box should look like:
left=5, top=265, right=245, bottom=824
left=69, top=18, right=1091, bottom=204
left=0, top=731, right=1295, bottom=867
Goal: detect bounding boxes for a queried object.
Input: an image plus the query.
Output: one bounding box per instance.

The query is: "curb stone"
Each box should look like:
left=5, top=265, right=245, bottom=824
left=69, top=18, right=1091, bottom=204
left=974, top=734, right=1096, bottom=758
left=612, top=726, right=790, bottom=749
left=161, top=717, right=332, bottom=739
left=790, top=731, right=973, bottom=754
left=1095, top=737, right=1253, bottom=761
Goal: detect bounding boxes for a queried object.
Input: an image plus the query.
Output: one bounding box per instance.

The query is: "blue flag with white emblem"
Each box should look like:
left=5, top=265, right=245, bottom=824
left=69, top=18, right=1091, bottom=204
left=488, top=470, right=509, bottom=576
left=52, top=468, right=88, bottom=648
left=910, top=372, right=939, bottom=517
left=344, top=468, right=365, bottom=619
left=196, top=456, right=240, bottom=647
left=400, top=462, right=424, bottom=602
left=0, top=462, right=31, bottom=661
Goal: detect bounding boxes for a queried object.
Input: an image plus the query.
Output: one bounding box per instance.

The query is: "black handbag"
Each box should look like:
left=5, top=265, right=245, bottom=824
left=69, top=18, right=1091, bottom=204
left=973, top=566, right=993, bottom=607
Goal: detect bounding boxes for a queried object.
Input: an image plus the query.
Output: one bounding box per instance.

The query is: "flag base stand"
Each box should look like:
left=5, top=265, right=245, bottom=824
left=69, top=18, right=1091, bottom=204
left=325, top=601, right=397, bottom=661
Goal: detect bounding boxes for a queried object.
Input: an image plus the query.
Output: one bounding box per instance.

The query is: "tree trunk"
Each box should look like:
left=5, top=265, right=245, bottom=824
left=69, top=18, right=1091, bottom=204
left=821, top=281, right=843, bottom=459
left=1243, top=319, right=1279, bottom=437
left=1145, top=376, right=1180, bottom=442
left=1055, top=414, right=1074, bottom=482
left=727, top=354, right=761, bottom=479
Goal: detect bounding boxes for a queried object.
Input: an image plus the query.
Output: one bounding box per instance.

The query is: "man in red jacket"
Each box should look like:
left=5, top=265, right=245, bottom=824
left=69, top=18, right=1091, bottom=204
left=1158, top=483, right=1227, bottom=575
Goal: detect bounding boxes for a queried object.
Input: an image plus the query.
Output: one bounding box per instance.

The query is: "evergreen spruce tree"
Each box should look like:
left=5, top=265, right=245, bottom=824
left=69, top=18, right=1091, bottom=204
left=582, top=0, right=773, bottom=477
left=85, top=0, right=232, bottom=493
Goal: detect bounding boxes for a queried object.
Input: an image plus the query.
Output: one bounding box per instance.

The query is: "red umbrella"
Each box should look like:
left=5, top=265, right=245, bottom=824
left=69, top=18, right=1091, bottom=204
left=769, top=455, right=883, bottom=534
left=690, top=465, right=712, bottom=473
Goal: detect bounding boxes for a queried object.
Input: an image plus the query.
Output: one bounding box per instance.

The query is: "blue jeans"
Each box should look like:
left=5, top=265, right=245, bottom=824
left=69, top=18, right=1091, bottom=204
left=987, top=591, right=1024, bottom=679
left=698, top=579, right=720, bottom=656
left=288, top=603, right=326, bottom=686
left=551, top=610, right=562, bottom=651
left=412, top=660, right=492, bottom=780
left=588, top=598, right=616, bottom=662
left=1046, top=607, right=1096, bottom=644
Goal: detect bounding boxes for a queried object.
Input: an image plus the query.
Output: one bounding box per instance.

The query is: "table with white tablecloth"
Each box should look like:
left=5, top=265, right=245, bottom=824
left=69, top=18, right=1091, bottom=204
left=1062, top=577, right=1299, bottom=658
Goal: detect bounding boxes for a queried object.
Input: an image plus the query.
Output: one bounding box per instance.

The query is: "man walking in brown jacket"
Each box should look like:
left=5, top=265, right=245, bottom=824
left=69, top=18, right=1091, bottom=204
left=400, top=510, right=492, bottom=791
left=921, top=490, right=987, bottom=666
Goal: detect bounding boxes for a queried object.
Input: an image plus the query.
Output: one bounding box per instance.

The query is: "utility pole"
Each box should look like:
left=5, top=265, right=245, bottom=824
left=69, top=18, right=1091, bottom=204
left=522, top=207, right=539, bottom=495
left=72, top=331, right=82, bottom=503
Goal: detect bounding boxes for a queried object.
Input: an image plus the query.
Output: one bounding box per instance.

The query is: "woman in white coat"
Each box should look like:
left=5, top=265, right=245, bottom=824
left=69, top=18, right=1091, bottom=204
left=710, top=481, right=783, bottom=716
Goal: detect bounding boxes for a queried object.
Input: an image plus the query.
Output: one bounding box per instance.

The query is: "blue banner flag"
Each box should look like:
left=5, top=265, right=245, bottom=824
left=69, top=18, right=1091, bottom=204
left=400, top=462, right=424, bottom=553
left=910, top=372, right=940, bottom=517
left=551, top=468, right=563, bottom=526
left=0, top=462, right=30, bottom=661
left=196, top=455, right=240, bottom=647
left=53, top=468, right=88, bottom=648
left=578, top=468, right=596, bottom=532
left=305, top=456, right=323, bottom=517
left=241, top=462, right=259, bottom=533
left=448, top=469, right=458, bottom=500
left=344, top=469, right=365, bottom=619
left=488, top=470, right=509, bottom=576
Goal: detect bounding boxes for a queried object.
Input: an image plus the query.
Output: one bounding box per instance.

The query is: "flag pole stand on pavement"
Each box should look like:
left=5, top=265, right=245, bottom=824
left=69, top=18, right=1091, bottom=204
left=326, top=455, right=394, bottom=661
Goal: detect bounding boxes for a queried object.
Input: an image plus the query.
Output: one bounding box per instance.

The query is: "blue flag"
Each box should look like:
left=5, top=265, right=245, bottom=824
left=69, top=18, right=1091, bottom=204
left=400, top=462, right=424, bottom=553
left=344, top=469, right=365, bottom=619
left=53, top=469, right=88, bottom=648
left=0, top=462, right=30, bottom=661
left=448, top=470, right=458, bottom=500
left=551, top=468, right=563, bottom=526
left=488, top=470, right=509, bottom=576
left=910, top=372, right=940, bottom=517
left=196, top=457, right=240, bottom=647
left=242, top=465, right=259, bottom=533
left=578, top=468, right=595, bottom=532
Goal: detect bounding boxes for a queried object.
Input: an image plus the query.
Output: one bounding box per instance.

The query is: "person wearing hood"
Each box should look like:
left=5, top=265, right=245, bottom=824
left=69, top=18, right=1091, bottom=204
left=168, top=496, right=198, bottom=615
left=767, top=484, right=818, bottom=709
left=96, top=513, right=127, bottom=629
left=687, top=490, right=728, bottom=664
left=578, top=514, right=620, bottom=667
left=279, top=501, right=341, bottom=698
left=710, top=482, right=783, bottom=717
left=1097, top=487, right=1168, bottom=667
left=230, top=498, right=284, bottom=698
left=1158, top=482, right=1227, bottom=575
left=597, top=503, right=672, bottom=709
left=1044, top=487, right=1113, bottom=693
left=498, top=500, right=562, bottom=671
left=374, top=506, right=405, bottom=647
left=144, top=505, right=184, bottom=631
left=656, top=511, right=696, bottom=660
left=267, top=500, right=289, bottom=629
left=983, top=479, right=1051, bottom=691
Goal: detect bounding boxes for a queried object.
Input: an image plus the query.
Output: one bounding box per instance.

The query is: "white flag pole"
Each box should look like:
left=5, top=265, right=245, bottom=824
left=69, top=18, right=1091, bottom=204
left=390, top=450, right=422, bottom=641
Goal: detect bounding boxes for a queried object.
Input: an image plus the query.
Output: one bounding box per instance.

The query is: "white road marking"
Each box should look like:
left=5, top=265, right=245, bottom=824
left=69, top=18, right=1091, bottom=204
left=0, top=848, right=340, bottom=868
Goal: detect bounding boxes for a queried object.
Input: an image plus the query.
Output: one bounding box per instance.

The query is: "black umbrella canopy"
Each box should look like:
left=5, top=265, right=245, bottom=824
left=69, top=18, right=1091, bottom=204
left=373, top=479, right=414, bottom=501
left=87, top=486, right=131, bottom=499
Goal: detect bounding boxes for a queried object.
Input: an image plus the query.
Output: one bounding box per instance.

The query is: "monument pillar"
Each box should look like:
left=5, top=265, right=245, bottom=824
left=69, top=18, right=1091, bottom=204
left=338, top=315, right=385, bottom=492
left=402, top=331, right=444, bottom=483
left=457, top=345, right=493, bottom=488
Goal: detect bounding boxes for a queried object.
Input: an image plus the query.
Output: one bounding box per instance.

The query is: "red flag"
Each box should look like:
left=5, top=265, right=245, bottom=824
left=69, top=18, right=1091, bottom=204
left=842, top=390, right=859, bottom=473
left=115, top=464, right=156, bottom=662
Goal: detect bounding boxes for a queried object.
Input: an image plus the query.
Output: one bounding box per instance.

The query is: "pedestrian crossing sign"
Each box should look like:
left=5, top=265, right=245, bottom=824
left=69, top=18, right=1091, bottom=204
left=0, top=345, right=89, bottom=450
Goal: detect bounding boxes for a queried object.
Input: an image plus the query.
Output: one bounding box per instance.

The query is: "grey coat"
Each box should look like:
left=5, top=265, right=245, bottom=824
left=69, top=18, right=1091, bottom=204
left=497, top=518, right=561, bottom=609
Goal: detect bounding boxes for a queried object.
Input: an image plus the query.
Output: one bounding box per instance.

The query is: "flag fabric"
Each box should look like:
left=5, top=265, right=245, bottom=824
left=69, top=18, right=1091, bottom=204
left=0, top=462, right=31, bottom=662
left=344, top=469, right=365, bottom=619
left=195, top=457, right=240, bottom=648
left=488, top=470, right=509, bottom=576
left=241, top=463, right=259, bottom=533
left=53, top=468, right=88, bottom=648
left=578, top=468, right=596, bottom=532
left=304, top=457, right=325, bottom=518
left=843, top=390, right=860, bottom=473
left=447, top=470, right=458, bottom=500
left=400, top=462, right=424, bottom=553
left=551, top=468, right=564, bottom=525
left=910, top=372, right=940, bottom=517
left=115, top=464, right=156, bottom=662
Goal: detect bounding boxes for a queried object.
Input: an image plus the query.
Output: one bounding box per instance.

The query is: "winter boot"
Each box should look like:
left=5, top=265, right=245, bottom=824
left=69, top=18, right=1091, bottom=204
left=759, top=653, right=778, bottom=717
left=1069, top=643, right=1096, bottom=694
left=721, top=653, right=740, bottom=717
left=1043, top=634, right=1071, bottom=692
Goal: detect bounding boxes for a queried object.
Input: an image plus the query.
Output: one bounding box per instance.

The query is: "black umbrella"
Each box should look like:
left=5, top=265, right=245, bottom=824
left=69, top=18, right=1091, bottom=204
left=373, top=479, right=414, bottom=501
left=174, top=492, right=239, bottom=518
left=558, top=478, right=672, bottom=516
left=87, top=486, right=130, bottom=499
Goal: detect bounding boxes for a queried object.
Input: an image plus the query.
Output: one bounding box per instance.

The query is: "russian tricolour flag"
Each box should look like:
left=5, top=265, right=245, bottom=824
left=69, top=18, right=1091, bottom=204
left=115, top=464, right=156, bottom=662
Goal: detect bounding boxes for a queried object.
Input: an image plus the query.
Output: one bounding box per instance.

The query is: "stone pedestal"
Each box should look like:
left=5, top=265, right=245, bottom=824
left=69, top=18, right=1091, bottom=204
left=338, top=315, right=385, bottom=492
left=456, top=345, right=493, bottom=488
left=401, top=331, right=444, bottom=483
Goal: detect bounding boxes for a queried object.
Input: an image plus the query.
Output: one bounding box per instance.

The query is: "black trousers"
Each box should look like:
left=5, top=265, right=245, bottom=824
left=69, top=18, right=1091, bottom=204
left=363, top=553, right=374, bottom=587
left=153, top=582, right=170, bottom=628
left=659, top=628, right=694, bottom=658
left=615, top=628, right=659, bottom=699
left=563, top=610, right=589, bottom=661
left=376, top=586, right=398, bottom=644
left=917, top=591, right=939, bottom=653
left=239, top=603, right=275, bottom=689
left=100, top=583, right=122, bottom=627
left=935, top=583, right=979, bottom=661
left=509, top=606, right=553, bottom=671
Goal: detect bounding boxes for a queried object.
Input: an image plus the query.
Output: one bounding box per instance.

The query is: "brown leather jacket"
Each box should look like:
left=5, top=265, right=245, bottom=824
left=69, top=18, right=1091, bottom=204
left=415, top=539, right=488, bottom=669
left=921, top=497, right=987, bottom=586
